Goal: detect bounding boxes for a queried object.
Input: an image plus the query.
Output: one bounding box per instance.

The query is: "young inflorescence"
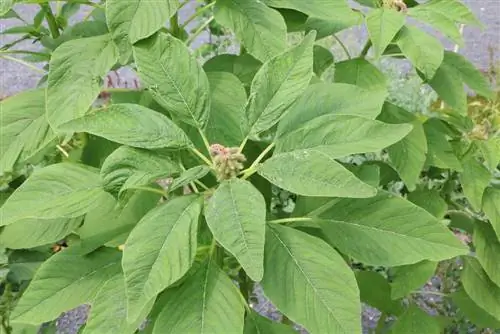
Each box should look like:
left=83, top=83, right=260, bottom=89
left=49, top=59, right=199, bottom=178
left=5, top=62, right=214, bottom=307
left=209, top=144, right=246, bottom=181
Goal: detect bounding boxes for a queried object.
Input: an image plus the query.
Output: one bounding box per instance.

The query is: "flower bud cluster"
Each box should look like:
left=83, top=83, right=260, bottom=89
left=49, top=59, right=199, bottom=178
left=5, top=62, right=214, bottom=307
left=210, top=144, right=246, bottom=180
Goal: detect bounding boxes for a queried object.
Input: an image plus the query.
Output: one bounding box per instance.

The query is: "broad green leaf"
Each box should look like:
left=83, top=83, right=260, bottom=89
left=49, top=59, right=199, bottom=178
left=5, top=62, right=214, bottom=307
left=473, top=222, right=500, bottom=287
left=3, top=323, right=38, bottom=334
left=60, top=104, right=191, bottom=150
left=0, top=0, right=12, bottom=15
left=426, top=63, right=467, bottom=114
left=0, top=217, right=81, bottom=249
left=334, top=58, right=387, bottom=92
left=318, top=191, right=468, bottom=266
left=390, top=261, right=437, bottom=300
left=205, top=72, right=247, bottom=146
left=258, top=149, right=376, bottom=198
left=407, top=188, right=447, bottom=219
left=312, top=45, right=334, bottom=76
left=0, top=89, right=56, bottom=175
left=106, top=0, right=179, bottom=63
left=84, top=273, right=153, bottom=334
left=214, top=0, right=287, bottom=62
left=153, top=258, right=245, bottom=334
left=477, top=137, right=500, bottom=171
left=305, top=14, right=363, bottom=40
left=244, top=310, right=296, bottom=334
left=408, top=7, right=464, bottom=47
left=78, top=191, right=160, bottom=248
left=0, top=163, right=107, bottom=226
left=447, top=210, right=474, bottom=234
left=366, top=8, right=405, bottom=58
left=461, top=257, right=500, bottom=321
left=415, top=0, right=481, bottom=26
left=205, top=178, right=266, bottom=281
left=278, top=7, right=308, bottom=32
left=423, top=120, right=462, bottom=171
left=396, top=25, right=443, bottom=79
left=451, top=289, right=500, bottom=329
left=133, top=33, right=210, bottom=129
left=389, top=305, right=441, bottom=334
left=47, top=34, right=118, bottom=129
left=262, top=224, right=361, bottom=334
left=100, top=146, right=180, bottom=194
left=459, top=158, right=490, bottom=211
left=244, top=31, right=315, bottom=136
left=11, top=248, right=121, bottom=324
left=262, top=0, right=357, bottom=20
left=7, top=250, right=47, bottom=284
left=377, top=102, right=427, bottom=190
left=355, top=271, right=403, bottom=315
left=204, top=53, right=262, bottom=89
left=168, top=166, right=211, bottom=193
left=123, top=195, right=202, bottom=320
left=276, top=114, right=412, bottom=157
left=277, top=83, right=386, bottom=137
left=483, top=187, right=500, bottom=239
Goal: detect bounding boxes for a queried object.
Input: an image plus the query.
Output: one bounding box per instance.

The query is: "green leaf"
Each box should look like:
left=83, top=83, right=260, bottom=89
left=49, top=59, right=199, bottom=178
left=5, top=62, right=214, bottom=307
left=47, top=34, right=118, bottom=129
left=318, top=191, right=468, bottom=266
left=483, top=187, right=500, bottom=240
left=84, top=273, right=153, bottom=334
left=415, top=0, right=481, bottom=26
left=0, top=217, right=81, bottom=249
left=60, top=104, right=191, bottom=150
left=423, top=119, right=462, bottom=171
left=11, top=248, right=121, bottom=324
left=334, top=58, right=387, bottom=92
left=0, top=0, right=13, bottom=15
left=204, top=53, right=262, bottom=90
left=244, top=310, right=296, bottom=334
left=205, top=72, right=247, bottom=146
left=0, top=89, right=56, bottom=175
left=477, top=137, right=500, bottom=171
left=447, top=210, right=474, bottom=234
left=389, top=305, right=441, bottom=334
left=459, top=158, right=490, bottom=211
left=366, top=8, right=405, bottom=58
left=312, top=45, right=334, bottom=77
left=169, top=166, right=211, bottom=193
left=407, top=188, right=447, bottom=218
left=100, top=146, right=180, bottom=194
left=106, top=0, right=179, bottom=63
left=262, top=0, right=357, bottom=20
left=396, top=25, right=443, bottom=79
left=244, top=31, right=315, bottom=136
left=133, top=33, right=210, bottom=129
left=377, top=102, right=427, bottom=190
left=214, top=0, right=287, bottom=62
left=451, top=289, right=500, bottom=329
left=390, top=261, right=437, bottom=300
left=473, top=221, right=500, bottom=287
left=205, top=178, right=266, bottom=281
left=408, top=7, right=464, bottom=47
left=355, top=271, right=403, bottom=315
left=123, top=195, right=202, bottom=320
left=258, top=149, right=376, bottom=198
left=78, top=190, right=161, bottom=248
left=305, top=14, right=363, bottom=40
left=276, top=114, right=412, bottom=157
left=153, top=258, right=245, bottom=334
left=262, top=224, right=361, bottom=334
left=461, top=256, right=500, bottom=321
left=0, top=163, right=108, bottom=226
left=277, top=83, right=386, bottom=137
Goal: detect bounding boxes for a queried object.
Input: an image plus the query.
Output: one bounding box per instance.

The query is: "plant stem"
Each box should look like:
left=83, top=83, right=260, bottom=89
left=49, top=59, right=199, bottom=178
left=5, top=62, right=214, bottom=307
left=268, top=217, right=313, bottom=224
left=100, top=87, right=140, bottom=94
left=0, top=49, right=50, bottom=57
left=186, top=16, right=214, bottom=45
left=0, top=55, right=46, bottom=74
left=332, top=35, right=351, bottom=59
left=411, top=290, right=448, bottom=297
left=238, top=269, right=250, bottom=302
left=238, top=136, right=249, bottom=153
left=241, top=142, right=275, bottom=179
left=128, top=186, right=168, bottom=197
left=180, top=2, right=216, bottom=29
left=190, top=147, right=213, bottom=166
left=375, top=313, right=387, bottom=334
left=40, top=4, right=60, bottom=39
left=194, top=179, right=209, bottom=190
left=197, top=127, right=212, bottom=162
left=360, top=39, right=372, bottom=58
left=189, top=181, right=200, bottom=193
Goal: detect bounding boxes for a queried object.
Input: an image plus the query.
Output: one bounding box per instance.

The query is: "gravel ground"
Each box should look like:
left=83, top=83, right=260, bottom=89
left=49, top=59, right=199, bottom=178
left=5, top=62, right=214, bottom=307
left=1, top=1, right=499, bottom=333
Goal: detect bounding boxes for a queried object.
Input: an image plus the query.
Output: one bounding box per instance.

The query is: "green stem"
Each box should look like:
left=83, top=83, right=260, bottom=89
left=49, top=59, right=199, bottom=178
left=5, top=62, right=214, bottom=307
left=180, top=2, right=216, bottom=29
left=268, top=217, right=313, bottom=224
left=186, top=16, right=214, bottom=45
left=189, top=182, right=200, bottom=193
left=0, top=49, right=50, bottom=57
left=332, top=35, right=351, bottom=59
left=170, top=12, right=180, bottom=37
left=197, top=127, right=212, bottom=161
left=194, top=179, right=209, bottom=191
left=375, top=313, right=387, bottom=334
left=128, top=186, right=168, bottom=197
left=238, top=136, right=249, bottom=153
left=360, top=39, right=372, bottom=58
left=190, top=147, right=213, bottom=166
left=0, top=55, right=46, bottom=74
left=100, top=87, right=141, bottom=93
left=0, top=35, right=31, bottom=50
left=241, top=142, right=275, bottom=179
left=40, top=4, right=60, bottom=39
